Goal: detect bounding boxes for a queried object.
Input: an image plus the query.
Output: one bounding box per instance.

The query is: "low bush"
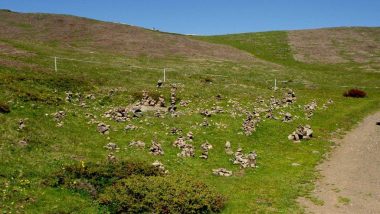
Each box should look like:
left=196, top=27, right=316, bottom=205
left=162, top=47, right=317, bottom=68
left=98, top=175, right=226, bottom=214
left=0, top=102, right=10, bottom=113
left=343, top=88, right=367, bottom=98
left=50, top=161, right=225, bottom=213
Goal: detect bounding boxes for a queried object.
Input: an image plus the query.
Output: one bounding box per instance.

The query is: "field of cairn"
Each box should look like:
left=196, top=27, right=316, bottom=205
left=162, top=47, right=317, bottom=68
left=1, top=10, right=380, bottom=213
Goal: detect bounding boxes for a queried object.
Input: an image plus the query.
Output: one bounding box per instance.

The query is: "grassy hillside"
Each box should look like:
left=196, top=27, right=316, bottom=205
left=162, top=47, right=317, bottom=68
left=1, top=10, right=380, bottom=213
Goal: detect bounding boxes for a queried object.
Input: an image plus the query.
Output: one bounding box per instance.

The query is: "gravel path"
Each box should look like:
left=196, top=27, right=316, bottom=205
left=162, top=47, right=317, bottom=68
left=299, top=111, right=380, bottom=214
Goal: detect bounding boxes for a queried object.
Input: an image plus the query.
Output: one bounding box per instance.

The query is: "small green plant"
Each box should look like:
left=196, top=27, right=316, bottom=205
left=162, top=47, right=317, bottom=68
left=338, top=196, right=350, bottom=205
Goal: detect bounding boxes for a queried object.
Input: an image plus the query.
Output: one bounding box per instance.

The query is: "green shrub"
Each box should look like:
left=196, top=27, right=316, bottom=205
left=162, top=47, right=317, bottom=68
left=98, top=175, right=226, bottom=214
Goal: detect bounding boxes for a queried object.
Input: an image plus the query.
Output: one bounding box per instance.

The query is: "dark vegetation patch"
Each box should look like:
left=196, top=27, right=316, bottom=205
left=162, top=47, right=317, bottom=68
left=343, top=89, right=367, bottom=98
left=49, top=161, right=225, bottom=213
left=0, top=102, right=10, bottom=113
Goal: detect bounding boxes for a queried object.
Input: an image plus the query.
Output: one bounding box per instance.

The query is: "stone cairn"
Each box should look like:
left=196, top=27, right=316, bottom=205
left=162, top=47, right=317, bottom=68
left=168, top=85, right=177, bottom=116
left=201, top=118, right=210, bottom=127
left=225, top=141, right=233, bottom=155
left=304, top=101, right=317, bottom=119
left=156, top=95, right=166, bottom=107
left=170, top=127, right=182, bottom=135
left=65, top=91, right=73, bottom=102
left=97, top=123, right=110, bottom=135
left=149, top=140, right=164, bottom=155
left=18, top=119, right=26, bottom=130
left=212, top=168, right=232, bottom=177
left=104, top=142, right=118, bottom=151
left=104, top=107, right=130, bottom=122
left=288, top=125, right=313, bottom=142
left=177, top=143, right=195, bottom=158
left=200, top=109, right=212, bottom=117
left=152, top=160, right=168, bottom=174
left=125, top=124, right=137, bottom=131
left=52, top=111, right=66, bottom=127
left=199, top=142, right=213, bottom=159
left=282, top=89, right=296, bottom=105
left=232, top=148, right=258, bottom=168
left=242, top=112, right=260, bottom=136
left=129, top=140, right=145, bottom=148
left=131, top=105, right=143, bottom=118
left=186, top=131, right=194, bottom=141
left=173, top=136, right=186, bottom=148
left=282, top=112, right=293, bottom=122
left=141, top=91, right=156, bottom=106
left=156, top=79, right=163, bottom=88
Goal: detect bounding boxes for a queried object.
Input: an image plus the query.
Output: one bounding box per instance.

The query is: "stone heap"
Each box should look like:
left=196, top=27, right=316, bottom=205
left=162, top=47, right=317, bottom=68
left=225, top=141, right=233, bottom=155
left=52, top=111, right=66, bottom=122
left=173, top=136, right=186, bottom=148
left=129, top=140, right=145, bottom=148
left=18, top=119, right=26, bottom=130
left=288, top=125, right=313, bottom=142
left=232, top=148, right=258, bottom=168
left=104, top=107, right=130, bottom=122
left=65, top=91, right=73, bottom=102
left=107, top=153, right=117, bottom=163
left=304, top=101, right=317, bottom=119
left=179, top=100, right=190, bottom=107
left=186, top=131, right=194, bottom=141
left=211, top=106, right=224, bottom=114
left=18, top=139, right=28, bottom=147
left=242, top=113, right=260, bottom=136
left=282, top=89, right=296, bottom=104
left=170, top=127, right=182, bottom=135
left=282, top=112, right=293, bottom=122
left=125, top=124, right=137, bottom=131
left=97, top=123, right=110, bottom=135
left=200, top=110, right=212, bottom=117
left=156, top=95, right=166, bottom=107
left=152, top=160, right=168, bottom=174
left=201, top=118, right=210, bottom=127
left=269, top=96, right=281, bottom=109
left=265, top=108, right=278, bottom=120
left=212, top=168, right=232, bottom=177
left=131, top=105, right=143, bottom=118
left=199, top=142, right=213, bottom=159
left=177, top=143, right=195, bottom=158
left=154, top=110, right=165, bottom=118
left=156, top=79, right=163, bottom=88
left=149, top=140, right=164, bottom=155
left=104, top=142, right=118, bottom=150
left=168, top=85, right=177, bottom=116
left=141, top=91, right=156, bottom=106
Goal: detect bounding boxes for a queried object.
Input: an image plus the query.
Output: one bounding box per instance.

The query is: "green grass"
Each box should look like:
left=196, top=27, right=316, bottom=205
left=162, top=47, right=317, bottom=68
left=1, top=30, right=380, bottom=213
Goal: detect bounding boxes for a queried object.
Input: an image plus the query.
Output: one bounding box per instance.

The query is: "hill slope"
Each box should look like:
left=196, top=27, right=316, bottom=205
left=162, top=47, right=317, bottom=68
left=0, top=10, right=253, bottom=62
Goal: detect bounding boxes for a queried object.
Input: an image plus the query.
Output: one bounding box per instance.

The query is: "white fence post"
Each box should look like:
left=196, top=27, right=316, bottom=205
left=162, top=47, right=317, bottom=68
left=54, top=57, right=57, bottom=72
left=163, top=68, right=166, bottom=82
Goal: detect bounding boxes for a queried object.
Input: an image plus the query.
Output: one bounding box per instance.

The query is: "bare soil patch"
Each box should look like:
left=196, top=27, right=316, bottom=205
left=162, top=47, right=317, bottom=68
left=299, top=111, right=380, bottom=213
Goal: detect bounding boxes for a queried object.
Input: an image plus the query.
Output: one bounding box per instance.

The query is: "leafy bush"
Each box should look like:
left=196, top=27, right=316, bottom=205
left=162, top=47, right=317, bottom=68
left=343, top=88, right=367, bottom=98
left=50, top=161, right=226, bottom=213
left=0, top=102, right=10, bottom=113
left=98, top=175, right=226, bottom=214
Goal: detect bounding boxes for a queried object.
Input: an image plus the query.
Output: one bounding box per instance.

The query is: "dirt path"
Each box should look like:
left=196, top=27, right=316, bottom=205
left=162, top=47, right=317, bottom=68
left=299, top=111, right=380, bottom=214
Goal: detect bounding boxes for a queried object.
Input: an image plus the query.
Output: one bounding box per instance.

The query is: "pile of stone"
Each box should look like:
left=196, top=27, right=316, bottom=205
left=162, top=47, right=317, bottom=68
left=199, top=142, right=213, bottom=159
left=212, top=168, right=232, bottom=177
left=156, top=80, right=163, bottom=88
left=269, top=96, right=281, bottom=109
left=225, top=141, right=233, bottom=155
left=107, top=153, right=117, bottom=163
left=168, top=85, right=177, bottom=116
left=18, top=119, right=26, bottom=130
left=282, top=112, right=293, bottom=122
left=104, top=142, right=118, bottom=150
left=131, top=105, right=143, bottom=118
left=211, top=106, right=224, bottom=114
left=65, top=91, right=73, bottom=102
left=200, top=109, right=212, bottom=117
left=201, top=118, right=210, bottom=127
left=154, top=110, right=165, bottom=118
left=149, top=140, right=164, bottom=155
left=125, top=124, right=137, bottom=131
left=265, top=109, right=278, bottom=120
left=170, top=127, right=182, bottom=135
left=177, top=143, right=195, bottom=158
left=232, top=148, right=258, bottom=168
left=242, top=113, right=260, bottom=136
left=52, top=111, right=66, bottom=122
left=173, top=136, right=186, bottom=148
left=129, top=140, right=145, bottom=148
left=179, top=100, right=190, bottom=107
left=104, top=107, right=130, bottom=122
left=304, top=101, right=317, bottom=119
left=141, top=91, right=156, bottom=106
left=282, top=89, right=296, bottom=104
left=288, top=125, right=313, bottom=142
left=97, top=123, right=110, bottom=135
left=18, top=139, right=28, bottom=147
left=152, top=160, right=168, bottom=174
left=156, top=95, right=166, bottom=107
left=186, top=131, right=194, bottom=141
